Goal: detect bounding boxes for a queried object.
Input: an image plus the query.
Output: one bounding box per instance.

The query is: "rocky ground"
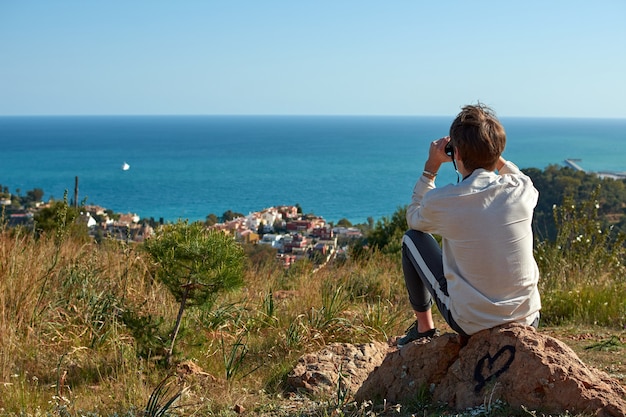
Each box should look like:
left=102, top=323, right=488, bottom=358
left=283, top=324, right=626, bottom=417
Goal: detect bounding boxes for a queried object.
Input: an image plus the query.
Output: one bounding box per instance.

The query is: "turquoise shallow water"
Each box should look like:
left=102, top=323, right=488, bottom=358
left=0, top=116, right=624, bottom=224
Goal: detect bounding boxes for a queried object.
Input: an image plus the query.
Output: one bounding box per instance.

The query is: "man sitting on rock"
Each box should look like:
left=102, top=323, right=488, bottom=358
left=398, top=103, right=541, bottom=347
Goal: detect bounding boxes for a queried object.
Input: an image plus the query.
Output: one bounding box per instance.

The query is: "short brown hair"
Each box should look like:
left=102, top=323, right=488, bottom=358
left=449, top=104, right=506, bottom=171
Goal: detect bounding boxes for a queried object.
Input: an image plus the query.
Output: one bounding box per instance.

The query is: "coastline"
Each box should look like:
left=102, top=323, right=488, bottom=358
left=1, top=116, right=625, bottom=224
left=564, top=158, right=626, bottom=180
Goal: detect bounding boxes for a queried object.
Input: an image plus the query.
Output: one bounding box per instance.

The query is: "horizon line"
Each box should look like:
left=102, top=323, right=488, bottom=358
left=1, top=113, right=625, bottom=120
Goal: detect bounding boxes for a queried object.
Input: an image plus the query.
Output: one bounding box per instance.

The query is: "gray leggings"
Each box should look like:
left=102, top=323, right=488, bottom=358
left=401, top=229, right=469, bottom=337
left=401, top=230, right=539, bottom=338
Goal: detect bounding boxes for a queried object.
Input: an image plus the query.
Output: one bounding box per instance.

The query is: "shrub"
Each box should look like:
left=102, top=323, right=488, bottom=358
left=142, top=220, right=246, bottom=364
left=535, top=188, right=626, bottom=327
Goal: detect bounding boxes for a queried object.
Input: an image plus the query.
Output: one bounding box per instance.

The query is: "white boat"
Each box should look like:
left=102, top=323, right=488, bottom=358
left=122, top=162, right=130, bottom=171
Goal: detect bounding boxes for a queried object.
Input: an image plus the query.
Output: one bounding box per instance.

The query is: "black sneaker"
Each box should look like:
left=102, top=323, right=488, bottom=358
left=397, top=321, right=438, bottom=347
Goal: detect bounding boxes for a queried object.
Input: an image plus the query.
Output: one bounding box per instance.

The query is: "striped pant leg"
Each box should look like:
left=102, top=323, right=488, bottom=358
left=401, top=229, right=469, bottom=337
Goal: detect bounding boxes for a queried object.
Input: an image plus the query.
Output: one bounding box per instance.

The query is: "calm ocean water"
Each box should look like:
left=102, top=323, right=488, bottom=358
left=0, top=116, right=624, bottom=224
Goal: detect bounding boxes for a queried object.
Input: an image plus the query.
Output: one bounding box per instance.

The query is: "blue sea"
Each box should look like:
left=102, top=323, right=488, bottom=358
left=0, top=116, right=625, bottom=224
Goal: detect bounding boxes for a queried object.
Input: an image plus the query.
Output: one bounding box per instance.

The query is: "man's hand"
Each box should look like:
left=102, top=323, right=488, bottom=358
left=424, top=136, right=452, bottom=175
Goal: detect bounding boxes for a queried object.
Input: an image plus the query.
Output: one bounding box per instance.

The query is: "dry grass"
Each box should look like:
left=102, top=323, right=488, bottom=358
left=0, top=218, right=623, bottom=416
left=0, top=226, right=416, bottom=415
left=0, top=228, right=173, bottom=413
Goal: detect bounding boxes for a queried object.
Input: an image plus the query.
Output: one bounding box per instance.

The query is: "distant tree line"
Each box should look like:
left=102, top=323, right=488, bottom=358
left=524, top=165, right=626, bottom=240
left=0, top=185, right=45, bottom=209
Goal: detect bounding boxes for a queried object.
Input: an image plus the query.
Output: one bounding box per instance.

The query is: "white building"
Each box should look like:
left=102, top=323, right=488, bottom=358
left=258, top=233, right=284, bottom=249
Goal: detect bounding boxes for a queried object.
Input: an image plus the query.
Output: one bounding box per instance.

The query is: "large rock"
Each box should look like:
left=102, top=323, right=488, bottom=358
left=434, top=324, right=626, bottom=416
left=289, top=324, right=626, bottom=416
left=287, top=341, right=388, bottom=396
left=355, top=333, right=461, bottom=402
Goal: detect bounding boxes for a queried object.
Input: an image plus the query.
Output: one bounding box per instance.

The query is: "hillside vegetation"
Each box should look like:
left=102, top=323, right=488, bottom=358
left=0, top=166, right=624, bottom=416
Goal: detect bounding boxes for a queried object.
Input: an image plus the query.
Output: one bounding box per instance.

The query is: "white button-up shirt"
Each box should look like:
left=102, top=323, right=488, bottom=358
left=407, top=161, right=542, bottom=335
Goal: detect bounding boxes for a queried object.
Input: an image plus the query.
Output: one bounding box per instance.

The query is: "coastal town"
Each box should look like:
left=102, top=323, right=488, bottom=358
left=208, top=205, right=362, bottom=267
left=5, top=158, right=622, bottom=271
left=1, top=193, right=364, bottom=268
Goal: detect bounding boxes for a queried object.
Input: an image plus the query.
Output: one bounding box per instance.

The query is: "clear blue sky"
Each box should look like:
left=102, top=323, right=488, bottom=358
left=1, top=1, right=624, bottom=118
